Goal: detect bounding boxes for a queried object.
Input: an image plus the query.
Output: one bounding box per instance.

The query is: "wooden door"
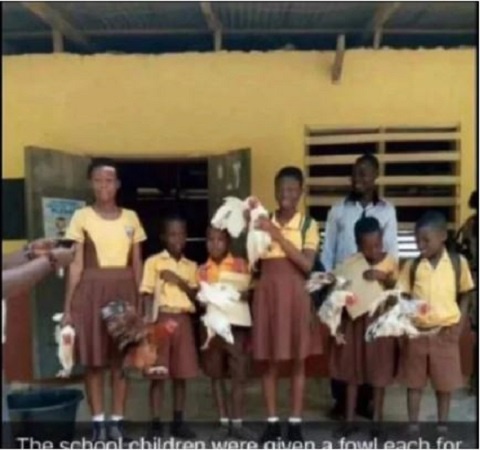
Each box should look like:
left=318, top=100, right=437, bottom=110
left=208, top=148, right=251, bottom=257
left=25, top=146, right=91, bottom=379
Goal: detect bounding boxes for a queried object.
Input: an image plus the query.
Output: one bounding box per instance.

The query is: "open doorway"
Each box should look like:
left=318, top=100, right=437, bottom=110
left=115, top=158, right=209, bottom=264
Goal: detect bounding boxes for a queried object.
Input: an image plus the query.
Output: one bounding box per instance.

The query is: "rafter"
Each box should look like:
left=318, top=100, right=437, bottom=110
left=331, top=34, right=345, bottom=84
left=200, top=2, right=222, bottom=51
left=21, top=2, right=92, bottom=51
left=364, top=2, right=402, bottom=49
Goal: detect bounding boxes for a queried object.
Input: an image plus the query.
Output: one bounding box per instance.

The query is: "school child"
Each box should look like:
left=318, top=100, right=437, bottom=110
left=140, top=213, right=199, bottom=439
left=330, top=216, right=398, bottom=437
left=62, top=158, right=146, bottom=442
left=397, top=211, right=474, bottom=438
left=197, top=226, right=256, bottom=441
left=252, top=166, right=323, bottom=446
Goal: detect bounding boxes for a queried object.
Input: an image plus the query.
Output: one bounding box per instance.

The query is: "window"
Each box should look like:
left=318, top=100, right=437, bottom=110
left=305, top=125, right=461, bottom=260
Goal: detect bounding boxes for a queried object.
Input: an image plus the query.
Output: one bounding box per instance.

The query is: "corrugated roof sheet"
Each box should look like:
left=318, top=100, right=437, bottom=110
left=2, top=1, right=477, bottom=54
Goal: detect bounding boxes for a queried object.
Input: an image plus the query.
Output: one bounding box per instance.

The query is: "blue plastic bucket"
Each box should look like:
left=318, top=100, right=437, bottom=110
left=7, top=388, right=83, bottom=446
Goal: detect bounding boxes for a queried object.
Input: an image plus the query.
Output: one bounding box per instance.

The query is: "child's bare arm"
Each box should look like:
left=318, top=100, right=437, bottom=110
left=142, top=293, right=154, bottom=321
left=160, top=270, right=197, bottom=302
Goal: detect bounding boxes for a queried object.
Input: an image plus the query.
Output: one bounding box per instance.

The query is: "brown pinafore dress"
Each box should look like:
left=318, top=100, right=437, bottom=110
left=71, top=233, right=139, bottom=368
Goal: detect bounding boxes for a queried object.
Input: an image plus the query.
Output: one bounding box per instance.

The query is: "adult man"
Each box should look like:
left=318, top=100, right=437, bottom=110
left=321, top=153, right=398, bottom=419
left=2, top=239, right=75, bottom=447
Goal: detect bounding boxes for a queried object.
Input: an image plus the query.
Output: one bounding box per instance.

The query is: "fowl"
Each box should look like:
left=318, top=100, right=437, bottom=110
left=210, top=196, right=272, bottom=268
left=317, top=289, right=357, bottom=336
left=365, top=293, right=438, bottom=342
left=197, top=281, right=240, bottom=349
left=308, top=273, right=356, bottom=336
left=125, top=319, right=178, bottom=374
left=52, top=313, right=75, bottom=378
left=211, top=197, right=247, bottom=238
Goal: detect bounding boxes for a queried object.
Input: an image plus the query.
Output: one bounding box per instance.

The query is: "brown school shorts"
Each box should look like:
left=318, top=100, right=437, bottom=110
left=200, top=325, right=250, bottom=381
left=145, top=312, right=199, bottom=380
left=399, top=322, right=464, bottom=392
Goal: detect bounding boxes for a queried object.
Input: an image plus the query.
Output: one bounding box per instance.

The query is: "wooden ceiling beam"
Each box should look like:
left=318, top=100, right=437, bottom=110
left=21, top=2, right=92, bottom=51
left=364, top=2, right=402, bottom=48
left=200, top=2, right=222, bottom=51
left=331, top=34, right=345, bottom=84
left=3, top=27, right=477, bottom=40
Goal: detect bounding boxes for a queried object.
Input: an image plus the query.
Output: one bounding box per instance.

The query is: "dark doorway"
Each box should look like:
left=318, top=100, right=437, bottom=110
left=115, top=159, right=209, bottom=264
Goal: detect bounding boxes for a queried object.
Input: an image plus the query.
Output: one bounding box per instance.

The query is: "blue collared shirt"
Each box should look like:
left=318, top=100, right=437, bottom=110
left=320, top=196, right=398, bottom=271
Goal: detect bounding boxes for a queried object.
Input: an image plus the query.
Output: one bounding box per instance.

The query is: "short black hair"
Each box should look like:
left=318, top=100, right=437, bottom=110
left=275, top=166, right=304, bottom=186
left=354, top=216, right=382, bottom=246
left=87, top=158, right=119, bottom=179
left=206, top=225, right=231, bottom=241
left=161, top=212, right=187, bottom=234
left=469, top=190, right=478, bottom=210
left=355, top=153, right=380, bottom=172
left=415, top=210, right=448, bottom=233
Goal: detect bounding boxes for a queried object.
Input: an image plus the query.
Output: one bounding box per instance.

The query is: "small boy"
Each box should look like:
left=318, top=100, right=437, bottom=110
left=140, top=213, right=199, bottom=439
left=331, top=217, right=398, bottom=438
left=397, top=211, right=474, bottom=437
left=197, top=226, right=256, bottom=442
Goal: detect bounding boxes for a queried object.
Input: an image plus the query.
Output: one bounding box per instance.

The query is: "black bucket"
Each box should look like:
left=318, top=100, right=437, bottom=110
left=7, top=388, right=83, bottom=447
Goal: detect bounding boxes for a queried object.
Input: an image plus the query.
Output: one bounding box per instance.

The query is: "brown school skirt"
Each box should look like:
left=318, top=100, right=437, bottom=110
left=200, top=325, right=250, bottom=381
left=145, top=312, right=199, bottom=380
left=398, top=322, right=464, bottom=392
left=71, top=267, right=139, bottom=368
left=252, top=258, right=323, bottom=362
left=329, top=314, right=395, bottom=387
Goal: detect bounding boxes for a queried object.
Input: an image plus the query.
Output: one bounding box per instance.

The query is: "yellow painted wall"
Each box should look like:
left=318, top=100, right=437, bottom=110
left=2, top=50, right=477, bottom=228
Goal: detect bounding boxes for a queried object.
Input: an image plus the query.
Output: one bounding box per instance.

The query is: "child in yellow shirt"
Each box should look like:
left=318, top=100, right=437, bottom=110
left=140, top=213, right=198, bottom=439
left=397, top=211, right=474, bottom=438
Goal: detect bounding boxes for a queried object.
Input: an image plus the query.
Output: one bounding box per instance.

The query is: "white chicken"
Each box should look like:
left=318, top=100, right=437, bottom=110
left=197, top=282, right=241, bottom=349
left=211, top=197, right=247, bottom=238
left=246, top=199, right=272, bottom=269
left=52, top=313, right=75, bottom=378
left=210, top=196, right=272, bottom=268
left=365, top=291, right=439, bottom=342
left=307, top=273, right=355, bottom=337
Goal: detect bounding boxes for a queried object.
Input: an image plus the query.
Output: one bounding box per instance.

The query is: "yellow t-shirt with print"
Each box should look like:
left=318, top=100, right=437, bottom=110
left=397, top=250, right=474, bottom=328
left=140, top=250, right=198, bottom=313
left=66, top=207, right=146, bottom=267
left=263, top=212, right=319, bottom=259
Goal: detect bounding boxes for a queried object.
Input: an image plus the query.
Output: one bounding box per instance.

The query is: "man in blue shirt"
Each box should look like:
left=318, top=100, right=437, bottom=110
left=321, top=153, right=399, bottom=419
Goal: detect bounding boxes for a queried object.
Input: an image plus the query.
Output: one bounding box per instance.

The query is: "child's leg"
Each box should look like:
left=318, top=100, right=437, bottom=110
left=290, top=359, right=306, bottom=417
left=346, top=384, right=358, bottom=422
left=435, top=391, right=451, bottom=423
left=111, top=364, right=128, bottom=417
left=149, top=380, right=165, bottom=420
left=211, top=378, right=229, bottom=419
left=173, top=379, right=186, bottom=413
left=407, top=389, right=423, bottom=423
left=85, top=367, right=105, bottom=417
left=262, top=362, right=278, bottom=417
left=373, top=387, right=385, bottom=422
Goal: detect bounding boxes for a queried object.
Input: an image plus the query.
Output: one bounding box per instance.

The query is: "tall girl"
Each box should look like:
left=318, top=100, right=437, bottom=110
left=252, top=166, right=322, bottom=446
left=62, top=158, right=146, bottom=441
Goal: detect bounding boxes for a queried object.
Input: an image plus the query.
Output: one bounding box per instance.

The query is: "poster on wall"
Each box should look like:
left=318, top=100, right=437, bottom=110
left=42, top=197, right=86, bottom=238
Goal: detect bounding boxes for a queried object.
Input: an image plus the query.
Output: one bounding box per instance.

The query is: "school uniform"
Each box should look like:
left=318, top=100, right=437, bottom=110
left=67, top=207, right=146, bottom=367
left=197, top=254, right=252, bottom=381
left=140, top=250, right=199, bottom=380
left=330, top=253, right=398, bottom=387
left=397, top=250, right=474, bottom=392
left=253, top=212, right=323, bottom=362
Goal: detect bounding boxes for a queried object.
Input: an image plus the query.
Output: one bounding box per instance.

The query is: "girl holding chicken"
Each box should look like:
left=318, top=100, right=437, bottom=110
left=250, top=166, right=323, bottom=446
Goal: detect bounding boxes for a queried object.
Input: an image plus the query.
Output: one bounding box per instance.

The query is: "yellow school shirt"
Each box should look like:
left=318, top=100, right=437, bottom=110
left=335, top=253, right=399, bottom=319
left=140, top=250, right=198, bottom=313
left=66, top=207, right=146, bottom=267
left=263, top=212, right=320, bottom=259
left=397, top=250, right=474, bottom=328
